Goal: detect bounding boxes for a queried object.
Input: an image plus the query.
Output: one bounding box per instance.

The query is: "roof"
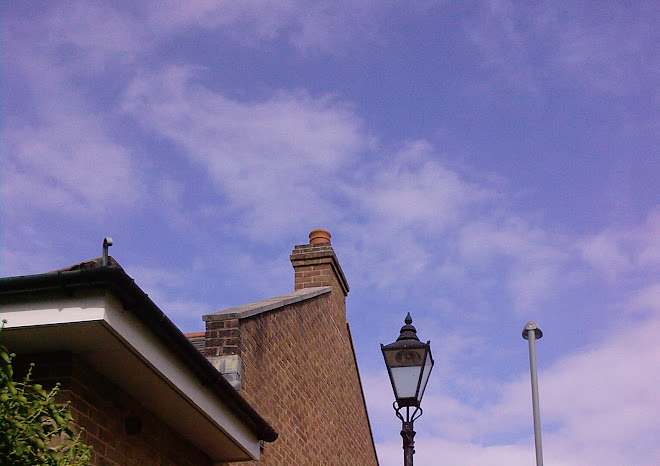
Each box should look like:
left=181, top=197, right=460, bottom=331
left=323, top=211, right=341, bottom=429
left=0, top=258, right=277, bottom=460
left=185, top=332, right=206, bottom=353
left=203, top=286, right=332, bottom=321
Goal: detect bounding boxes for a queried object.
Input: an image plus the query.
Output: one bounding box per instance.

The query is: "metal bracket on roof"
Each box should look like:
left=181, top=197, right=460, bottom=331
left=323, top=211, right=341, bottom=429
left=102, top=237, right=113, bottom=266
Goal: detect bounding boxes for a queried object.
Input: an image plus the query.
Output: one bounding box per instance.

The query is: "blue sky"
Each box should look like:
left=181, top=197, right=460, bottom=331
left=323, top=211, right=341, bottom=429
left=2, top=1, right=659, bottom=464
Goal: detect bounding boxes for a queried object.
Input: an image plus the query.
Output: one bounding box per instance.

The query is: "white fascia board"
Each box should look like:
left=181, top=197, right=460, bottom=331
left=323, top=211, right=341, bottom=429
left=0, top=294, right=107, bottom=327
left=0, top=292, right=261, bottom=461
left=101, top=293, right=261, bottom=459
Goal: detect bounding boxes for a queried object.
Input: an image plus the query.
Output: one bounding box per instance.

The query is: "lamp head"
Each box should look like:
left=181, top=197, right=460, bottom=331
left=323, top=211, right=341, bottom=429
left=381, top=314, right=434, bottom=407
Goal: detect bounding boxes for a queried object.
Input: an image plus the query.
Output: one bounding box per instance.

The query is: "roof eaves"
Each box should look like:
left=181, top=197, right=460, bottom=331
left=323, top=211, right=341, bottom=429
left=0, top=266, right=278, bottom=443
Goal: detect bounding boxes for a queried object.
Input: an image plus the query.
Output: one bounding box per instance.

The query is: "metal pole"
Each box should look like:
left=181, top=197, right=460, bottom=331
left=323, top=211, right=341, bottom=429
left=401, top=420, right=415, bottom=466
left=523, top=321, right=543, bottom=466
left=102, top=237, right=113, bottom=266
left=394, top=404, right=421, bottom=466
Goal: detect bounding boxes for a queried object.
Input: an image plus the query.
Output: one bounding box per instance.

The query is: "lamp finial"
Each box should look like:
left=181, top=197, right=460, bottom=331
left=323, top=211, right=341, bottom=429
left=397, top=313, right=419, bottom=342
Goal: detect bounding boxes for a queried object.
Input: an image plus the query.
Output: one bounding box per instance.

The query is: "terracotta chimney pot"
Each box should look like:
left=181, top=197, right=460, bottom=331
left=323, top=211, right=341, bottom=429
left=309, top=229, right=331, bottom=245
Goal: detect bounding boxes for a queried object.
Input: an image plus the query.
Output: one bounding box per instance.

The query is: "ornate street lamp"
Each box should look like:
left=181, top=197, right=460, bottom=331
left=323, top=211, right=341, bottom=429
left=381, top=313, right=434, bottom=466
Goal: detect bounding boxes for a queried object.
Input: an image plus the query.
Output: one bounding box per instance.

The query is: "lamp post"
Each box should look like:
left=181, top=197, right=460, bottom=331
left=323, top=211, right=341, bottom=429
left=522, top=321, right=543, bottom=466
left=381, top=313, right=434, bottom=466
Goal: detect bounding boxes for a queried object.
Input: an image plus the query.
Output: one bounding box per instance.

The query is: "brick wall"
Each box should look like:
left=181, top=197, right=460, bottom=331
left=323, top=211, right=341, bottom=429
left=206, top=237, right=378, bottom=465
left=17, top=353, right=213, bottom=466
left=290, top=243, right=350, bottom=296
left=205, top=318, right=241, bottom=357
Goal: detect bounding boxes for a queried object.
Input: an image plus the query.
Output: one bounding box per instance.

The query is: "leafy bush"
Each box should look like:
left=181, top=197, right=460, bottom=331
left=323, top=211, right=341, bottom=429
left=0, top=321, right=92, bottom=465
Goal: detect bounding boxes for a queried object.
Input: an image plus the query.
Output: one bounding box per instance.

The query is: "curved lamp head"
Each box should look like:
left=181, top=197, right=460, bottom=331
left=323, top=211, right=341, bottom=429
left=381, top=313, right=434, bottom=407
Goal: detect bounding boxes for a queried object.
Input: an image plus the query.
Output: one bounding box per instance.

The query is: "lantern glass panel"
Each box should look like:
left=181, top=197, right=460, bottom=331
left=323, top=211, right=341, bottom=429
left=416, top=350, right=434, bottom=403
left=390, top=366, right=423, bottom=399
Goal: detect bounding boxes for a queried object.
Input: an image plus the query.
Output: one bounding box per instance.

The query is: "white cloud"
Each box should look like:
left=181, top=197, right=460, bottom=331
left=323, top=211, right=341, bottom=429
left=131, top=88, right=569, bottom=314
left=579, top=231, right=632, bottom=279
left=578, top=208, right=660, bottom=277
left=0, top=243, right=64, bottom=278
left=638, top=210, right=660, bottom=266
left=121, top=66, right=368, bottom=240
left=147, top=1, right=296, bottom=39
left=467, top=1, right=657, bottom=95
left=456, top=216, right=569, bottom=314
left=358, top=140, right=492, bottom=229
left=146, top=0, right=410, bottom=54
left=3, top=115, right=138, bottom=217
left=536, top=318, right=660, bottom=465
left=119, top=65, right=575, bottom=316
left=545, top=4, right=656, bottom=94
left=628, top=283, right=660, bottom=318
left=10, top=0, right=578, bottom=316
left=469, top=4, right=537, bottom=91
left=1, top=11, right=146, bottom=279
left=45, top=2, right=147, bottom=69
left=3, top=4, right=143, bottom=221
left=5, top=0, right=615, bottom=320
left=289, top=1, right=406, bottom=54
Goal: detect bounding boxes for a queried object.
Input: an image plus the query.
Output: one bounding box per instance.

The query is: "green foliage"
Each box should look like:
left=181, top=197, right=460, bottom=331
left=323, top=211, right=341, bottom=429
left=0, top=321, right=92, bottom=465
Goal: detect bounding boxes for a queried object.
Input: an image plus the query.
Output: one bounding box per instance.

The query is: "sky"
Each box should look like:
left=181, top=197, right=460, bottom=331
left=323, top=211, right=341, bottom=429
left=1, top=1, right=658, bottom=464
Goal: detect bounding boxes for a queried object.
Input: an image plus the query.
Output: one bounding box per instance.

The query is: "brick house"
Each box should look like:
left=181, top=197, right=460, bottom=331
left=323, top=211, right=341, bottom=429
left=0, top=258, right=277, bottom=464
left=0, top=229, right=378, bottom=464
left=196, top=229, right=379, bottom=465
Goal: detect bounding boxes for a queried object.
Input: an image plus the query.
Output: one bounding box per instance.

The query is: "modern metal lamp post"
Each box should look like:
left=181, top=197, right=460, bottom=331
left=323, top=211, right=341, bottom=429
left=381, top=313, right=434, bottom=466
left=523, top=321, right=544, bottom=466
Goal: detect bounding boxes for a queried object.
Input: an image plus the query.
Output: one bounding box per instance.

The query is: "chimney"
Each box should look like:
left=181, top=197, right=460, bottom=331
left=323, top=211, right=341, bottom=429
left=290, top=229, right=349, bottom=296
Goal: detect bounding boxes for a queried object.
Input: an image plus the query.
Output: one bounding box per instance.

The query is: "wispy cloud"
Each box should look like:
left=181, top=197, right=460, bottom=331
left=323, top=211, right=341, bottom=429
left=638, top=210, right=660, bottom=266
left=3, top=2, right=145, bottom=219
left=45, top=2, right=147, bottom=69
left=119, top=66, right=595, bottom=318
left=121, top=65, right=369, bottom=240
left=3, top=113, right=139, bottom=217
left=6, top=0, right=651, bottom=320
left=145, top=0, right=417, bottom=54
left=578, top=231, right=632, bottom=279
left=467, top=1, right=658, bottom=95
left=143, top=0, right=297, bottom=49
left=628, top=283, right=660, bottom=319
left=579, top=208, right=660, bottom=277
left=357, top=140, right=492, bottom=229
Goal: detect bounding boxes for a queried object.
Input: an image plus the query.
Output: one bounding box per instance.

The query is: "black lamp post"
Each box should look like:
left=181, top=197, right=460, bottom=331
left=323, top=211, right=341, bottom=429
left=381, top=313, right=434, bottom=466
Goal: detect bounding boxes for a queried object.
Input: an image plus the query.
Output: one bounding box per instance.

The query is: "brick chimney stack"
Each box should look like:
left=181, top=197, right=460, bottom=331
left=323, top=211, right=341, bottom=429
left=290, top=229, right=349, bottom=296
